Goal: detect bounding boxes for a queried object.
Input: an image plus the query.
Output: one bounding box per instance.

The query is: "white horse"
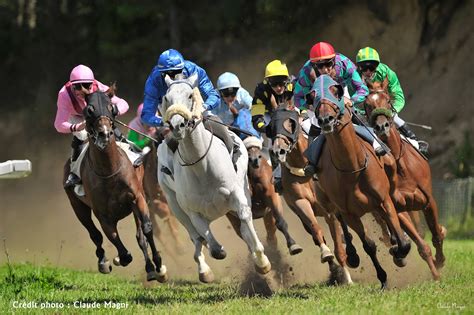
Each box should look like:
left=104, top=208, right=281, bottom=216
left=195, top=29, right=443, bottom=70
left=156, top=74, right=271, bottom=282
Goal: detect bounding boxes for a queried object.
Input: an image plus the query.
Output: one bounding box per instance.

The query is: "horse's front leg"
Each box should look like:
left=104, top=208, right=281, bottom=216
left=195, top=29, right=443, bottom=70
left=98, top=218, right=133, bottom=267
left=133, top=193, right=167, bottom=283
left=193, top=237, right=214, bottom=283
left=187, top=212, right=226, bottom=260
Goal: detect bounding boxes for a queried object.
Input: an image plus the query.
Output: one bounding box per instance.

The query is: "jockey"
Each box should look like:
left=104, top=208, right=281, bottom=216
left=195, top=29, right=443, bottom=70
left=355, top=47, right=428, bottom=153
left=127, top=103, right=156, bottom=149
left=54, top=65, right=129, bottom=188
left=251, top=60, right=294, bottom=193
left=210, top=72, right=259, bottom=139
left=142, top=48, right=220, bottom=127
left=294, top=41, right=368, bottom=111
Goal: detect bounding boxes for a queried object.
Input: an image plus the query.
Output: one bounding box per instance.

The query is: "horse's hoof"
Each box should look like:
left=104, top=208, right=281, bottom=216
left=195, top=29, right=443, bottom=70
left=255, top=262, right=272, bottom=275
left=321, top=252, right=335, bottom=263
left=113, top=257, right=121, bottom=266
left=146, top=271, right=159, bottom=281
left=289, top=244, right=303, bottom=255
left=380, top=281, right=387, bottom=291
left=210, top=247, right=227, bottom=260
left=347, top=253, right=360, bottom=269
left=199, top=271, right=215, bottom=283
left=157, top=265, right=168, bottom=283
left=393, top=256, right=407, bottom=268
left=98, top=260, right=112, bottom=274
left=434, top=257, right=446, bottom=269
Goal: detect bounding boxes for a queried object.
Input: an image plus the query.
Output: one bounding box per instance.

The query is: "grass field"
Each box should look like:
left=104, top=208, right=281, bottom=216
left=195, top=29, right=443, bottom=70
left=1, top=239, right=473, bottom=314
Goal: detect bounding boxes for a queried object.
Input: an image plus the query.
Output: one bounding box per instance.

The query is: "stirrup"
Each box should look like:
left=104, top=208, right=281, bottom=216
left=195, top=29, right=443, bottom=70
left=418, top=141, right=429, bottom=154
left=303, top=164, right=317, bottom=177
left=272, top=176, right=283, bottom=194
left=64, top=173, right=81, bottom=189
left=375, top=146, right=387, bottom=156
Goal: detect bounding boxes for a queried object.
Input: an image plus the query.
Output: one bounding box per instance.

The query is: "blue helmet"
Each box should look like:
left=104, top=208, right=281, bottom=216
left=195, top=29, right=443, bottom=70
left=216, top=72, right=241, bottom=91
left=157, top=49, right=185, bottom=72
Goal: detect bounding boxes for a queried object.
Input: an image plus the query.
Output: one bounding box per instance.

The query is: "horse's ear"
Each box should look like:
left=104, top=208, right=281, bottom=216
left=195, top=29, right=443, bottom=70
left=164, top=74, right=173, bottom=87
left=382, top=76, right=389, bottom=92
left=106, top=82, right=117, bottom=98
left=187, top=73, right=199, bottom=88
left=365, top=79, right=375, bottom=91
left=85, top=105, right=95, bottom=117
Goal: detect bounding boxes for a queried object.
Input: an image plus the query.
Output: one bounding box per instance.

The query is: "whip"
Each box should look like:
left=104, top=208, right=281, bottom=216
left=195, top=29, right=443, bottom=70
left=114, top=119, right=160, bottom=143
left=405, top=122, right=432, bottom=130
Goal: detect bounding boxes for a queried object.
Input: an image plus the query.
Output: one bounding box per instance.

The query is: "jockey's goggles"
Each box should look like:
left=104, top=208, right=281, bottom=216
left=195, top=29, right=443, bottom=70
left=220, top=88, right=239, bottom=97
left=73, top=82, right=92, bottom=90
left=358, top=62, right=378, bottom=72
left=313, top=58, right=335, bottom=70
left=162, top=69, right=183, bottom=79
left=268, top=78, right=288, bottom=88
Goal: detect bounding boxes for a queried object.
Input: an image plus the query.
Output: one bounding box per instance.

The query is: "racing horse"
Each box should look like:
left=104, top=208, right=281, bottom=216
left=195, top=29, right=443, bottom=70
left=142, top=133, right=185, bottom=255
left=157, top=74, right=271, bottom=283
left=364, top=78, right=446, bottom=278
left=311, top=75, right=411, bottom=289
left=270, top=107, right=358, bottom=285
left=225, top=136, right=303, bottom=256
left=63, top=91, right=167, bottom=282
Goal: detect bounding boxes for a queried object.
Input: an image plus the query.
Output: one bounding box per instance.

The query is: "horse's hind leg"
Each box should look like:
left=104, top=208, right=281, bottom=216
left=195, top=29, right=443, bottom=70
left=344, top=213, right=388, bottom=289
left=134, top=194, right=167, bottom=283
left=398, top=212, right=440, bottom=280
left=423, top=197, right=446, bottom=269
left=269, top=196, right=303, bottom=255
left=326, top=213, right=353, bottom=285
left=66, top=193, right=111, bottom=274
left=194, top=238, right=214, bottom=283
left=98, top=219, right=133, bottom=267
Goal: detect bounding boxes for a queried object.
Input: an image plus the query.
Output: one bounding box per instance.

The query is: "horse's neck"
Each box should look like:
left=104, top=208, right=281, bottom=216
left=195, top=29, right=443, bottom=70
left=287, top=131, right=308, bottom=168
left=326, top=113, right=367, bottom=170
left=386, top=126, right=403, bottom=159
left=179, top=123, right=213, bottom=161
left=88, top=139, right=123, bottom=175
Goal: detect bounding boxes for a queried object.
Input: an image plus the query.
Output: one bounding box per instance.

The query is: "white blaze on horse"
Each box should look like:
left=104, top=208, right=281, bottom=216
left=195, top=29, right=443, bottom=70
left=156, top=74, right=271, bottom=282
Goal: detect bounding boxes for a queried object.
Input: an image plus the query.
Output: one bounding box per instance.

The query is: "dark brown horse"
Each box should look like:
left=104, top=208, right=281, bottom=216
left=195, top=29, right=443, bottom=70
left=142, top=136, right=185, bottom=255
left=311, top=74, right=411, bottom=288
left=364, top=79, right=446, bottom=277
left=270, top=108, right=358, bottom=284
left=226, top=137, right=302, bottom=256
left=63, top=91, right=167, bottom=282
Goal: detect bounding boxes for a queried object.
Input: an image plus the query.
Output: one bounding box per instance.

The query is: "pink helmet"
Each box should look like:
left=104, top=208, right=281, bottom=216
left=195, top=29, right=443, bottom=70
left=137, top=103, right=144, bottom=117
left=69, top=65, right=94, bottom=83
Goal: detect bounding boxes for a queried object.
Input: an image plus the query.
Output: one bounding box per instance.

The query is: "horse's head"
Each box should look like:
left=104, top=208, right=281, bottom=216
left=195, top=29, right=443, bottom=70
left=364, top=78, right=394, bottom=138
left=312, top=75, right=345, bottom=134
left=161, top=73, right=201, bottom=140
left=243, top=136, right=264, bottom=169
left=83, top=91, right=118, bottom=150
left=270, top=108, right=300, bottom=163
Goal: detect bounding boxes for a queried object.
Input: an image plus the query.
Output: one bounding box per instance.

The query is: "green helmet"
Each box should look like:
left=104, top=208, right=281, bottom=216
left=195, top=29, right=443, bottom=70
left=356, top=47, right=380, bottom=63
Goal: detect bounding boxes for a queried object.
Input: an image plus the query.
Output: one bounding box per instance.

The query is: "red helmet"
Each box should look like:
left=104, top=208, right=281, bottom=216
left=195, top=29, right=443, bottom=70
left=309, top=42, right=336, bottom=62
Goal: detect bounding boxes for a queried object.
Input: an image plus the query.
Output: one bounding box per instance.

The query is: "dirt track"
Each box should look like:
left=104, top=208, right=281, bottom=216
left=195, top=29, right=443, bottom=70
left=0, top=143, right=435, bottom=290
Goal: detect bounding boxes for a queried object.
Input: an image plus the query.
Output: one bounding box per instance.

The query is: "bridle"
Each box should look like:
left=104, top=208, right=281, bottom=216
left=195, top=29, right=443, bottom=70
left=176, top=117, right=215, bottom=167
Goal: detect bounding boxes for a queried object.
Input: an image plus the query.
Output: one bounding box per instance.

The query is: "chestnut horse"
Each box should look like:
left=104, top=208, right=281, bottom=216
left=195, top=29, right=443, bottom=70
left=311, top=75, right=411, bottom=289
left=226, top=137, right=303, bottom=256
left=142, top=136, right=185, bottom=255
left=364, top=79, right=446, bottom=276
left=63, top=91, right=167, bottom=282
left=270, top=108, right=359, bottom=284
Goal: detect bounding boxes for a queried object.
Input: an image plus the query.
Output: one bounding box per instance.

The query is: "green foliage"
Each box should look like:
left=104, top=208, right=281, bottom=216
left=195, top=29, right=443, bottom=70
left=450, top=131, right=473, bottom=178
left=1, top=240, right=473, bottom=314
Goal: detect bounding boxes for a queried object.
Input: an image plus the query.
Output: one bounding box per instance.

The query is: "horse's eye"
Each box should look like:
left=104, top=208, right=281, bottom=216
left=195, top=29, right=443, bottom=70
left=188, top=94, right=192, bottom=99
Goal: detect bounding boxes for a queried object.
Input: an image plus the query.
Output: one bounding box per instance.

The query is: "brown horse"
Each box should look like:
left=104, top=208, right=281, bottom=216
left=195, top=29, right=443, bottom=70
left=63, top=91, right=167, bottom=282
left=226, top=137, right=303, bottom=256
left=270, top=108, right=358, bottom=284
left=364, top=79, right=446, bottom=276
left=311, top=74, right=411, bottom=288
left=142, top=136, right=185, bottom=255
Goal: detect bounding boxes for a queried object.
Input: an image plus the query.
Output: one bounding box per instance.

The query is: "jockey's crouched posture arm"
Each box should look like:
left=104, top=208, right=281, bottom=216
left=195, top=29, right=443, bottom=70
left=251, top=60, right=294, bottom=193
left=54, top=65, right=129, bottom=188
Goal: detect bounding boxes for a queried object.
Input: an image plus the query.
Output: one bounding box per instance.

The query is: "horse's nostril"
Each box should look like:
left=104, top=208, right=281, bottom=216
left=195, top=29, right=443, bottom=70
left=279, top=149, right=285, bottom=155
left=180, top=122, right=185, bottom=128
left=384, top=122, right=389, bottom=128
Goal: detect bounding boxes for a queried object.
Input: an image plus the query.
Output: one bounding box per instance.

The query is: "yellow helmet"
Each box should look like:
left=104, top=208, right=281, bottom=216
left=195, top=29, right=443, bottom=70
left=264, top=60, right=289, bottom=78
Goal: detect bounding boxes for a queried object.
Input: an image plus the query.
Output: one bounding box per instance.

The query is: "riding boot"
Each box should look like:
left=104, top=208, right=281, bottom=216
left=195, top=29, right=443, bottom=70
left=303, top=134, right=326, bottom=177
left=132, top=146, right=151, bottom=168
left=272, top=163, right=283, bottom=194
left=114, top=127, right=128, bottom=143
left=231, top=141, right=241, bottom=172
left=398, top=124, right=429, bottom=154
left=64, top=136, right=84, bottom=188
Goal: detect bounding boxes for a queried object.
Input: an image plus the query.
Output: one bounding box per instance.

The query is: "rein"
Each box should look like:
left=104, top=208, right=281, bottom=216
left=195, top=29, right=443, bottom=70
left=329, top=149, right=369, bottom=174
left=177, top=118, right=214, bottom=167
